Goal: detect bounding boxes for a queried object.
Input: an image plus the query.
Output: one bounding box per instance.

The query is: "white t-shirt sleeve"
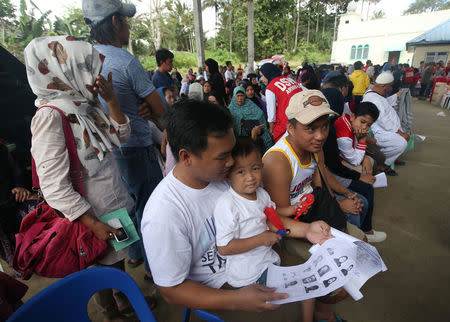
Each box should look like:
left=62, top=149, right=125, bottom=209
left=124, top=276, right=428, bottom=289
left=142, top=203, right=192, bottom=287
left=265, top=89, right=277, bottom=123
left=259, top=188, right=276, bottom=209
left=214, top=194, right=239, bottom=247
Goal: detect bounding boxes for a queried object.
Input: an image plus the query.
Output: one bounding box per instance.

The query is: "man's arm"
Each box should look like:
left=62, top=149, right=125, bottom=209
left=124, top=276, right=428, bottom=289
left=265, top=90, right=277, bottom=135
left=139, top=90, right=166, bottom=121
left=158, top=280, right=287, bottom=312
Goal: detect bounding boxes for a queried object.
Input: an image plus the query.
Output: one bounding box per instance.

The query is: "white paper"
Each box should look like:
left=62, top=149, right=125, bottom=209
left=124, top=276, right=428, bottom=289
left=373, top=173, right=388, bottom=188
left=436, top=111, right=447, bottom=117
left=266, top=229, right=387, bottom=304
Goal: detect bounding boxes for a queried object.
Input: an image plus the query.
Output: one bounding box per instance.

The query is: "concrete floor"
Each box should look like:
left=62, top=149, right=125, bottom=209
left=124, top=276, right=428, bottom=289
left=3, top=98, right=450, bottom=322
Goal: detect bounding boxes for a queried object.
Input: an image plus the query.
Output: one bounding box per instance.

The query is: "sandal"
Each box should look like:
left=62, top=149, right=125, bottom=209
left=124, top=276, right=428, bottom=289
left=118, top=296, right=157, bottom=314
left=315, top=312, right=346, bottom=322
left=127, top=258, right=144, bottom=268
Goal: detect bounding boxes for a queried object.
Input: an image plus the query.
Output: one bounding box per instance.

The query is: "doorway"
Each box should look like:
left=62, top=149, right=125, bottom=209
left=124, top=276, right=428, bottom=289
left=388, top=51, right=400, bottom=65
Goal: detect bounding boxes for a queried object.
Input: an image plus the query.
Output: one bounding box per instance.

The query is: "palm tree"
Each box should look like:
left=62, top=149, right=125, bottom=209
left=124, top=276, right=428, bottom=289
left=193, top=0, right=205, bottom=67
left=247, top=0, right=254, bottom=72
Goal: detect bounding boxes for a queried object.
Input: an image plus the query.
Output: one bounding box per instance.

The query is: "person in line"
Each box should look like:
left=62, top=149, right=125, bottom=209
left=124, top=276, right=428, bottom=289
left=152, top=48, right=176, bottom=94
left=260, top=63, right=303, bottom=141
left=334, top=102, right=379, bottom=172
left=262, top=91, right=364, bottom=320
left=203, top=81, right=212, bottom=98
left=214, top=137, right=316, bottom=322
left=225, top=61, right=235, bottom=82
left=141, top=99, right=333, bottom=319
left=362, top=72, right=409, bottom=176
left=321, top=74, right=387, bottom=242
left=349, top=61, right=370, bottom=105
left=228, top=87, right=273, bottom=153
left=205, top=58, right=226, bottom=106
left=244, top=81, right=267, bottom=119
left=82, top=0, right=166, bottom=280
left=25, top=36, right=144, bottom=320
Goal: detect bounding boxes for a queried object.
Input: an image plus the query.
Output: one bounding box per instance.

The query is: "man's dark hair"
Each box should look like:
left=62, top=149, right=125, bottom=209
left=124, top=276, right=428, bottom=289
left=155, top=48, right=174, bottom=67
left=226, top=61, right=232, bottom=67
left=231, top=136, right=261, bottom=159
left=354, top=102, right=379, bottom=122
left=420, top=61, right=424, bottom=64
left=87, top=13, right=124, bottom=45
left=404, top=63, right=409, bottom=68
left=164, top=99, right=233, bottom=162
left=325, top=74, right=349, bottom=89
left=354, top=61, right=363, bottom=70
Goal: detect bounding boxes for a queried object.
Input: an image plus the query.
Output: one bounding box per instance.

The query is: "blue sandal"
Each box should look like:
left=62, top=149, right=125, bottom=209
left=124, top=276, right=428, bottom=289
left=315, top=312, right=346, bottom=322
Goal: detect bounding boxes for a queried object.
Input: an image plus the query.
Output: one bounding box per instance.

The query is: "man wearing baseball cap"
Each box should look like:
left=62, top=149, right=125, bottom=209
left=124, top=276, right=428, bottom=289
left=362, top=72, right=409, bottom=176
left=82, top=0, right=165, bottom=310
left=262, top=90, right=366, bottom=319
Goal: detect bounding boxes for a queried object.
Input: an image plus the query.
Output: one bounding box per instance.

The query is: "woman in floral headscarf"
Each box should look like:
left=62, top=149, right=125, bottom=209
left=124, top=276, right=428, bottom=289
left=24, top=36, right=143, bottom=320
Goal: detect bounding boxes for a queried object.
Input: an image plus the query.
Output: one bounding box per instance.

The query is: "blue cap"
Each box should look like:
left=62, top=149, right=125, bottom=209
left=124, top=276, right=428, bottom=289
left=82, top=0, right=136, bottom=26
left=322, top=70, right=343, bottom=85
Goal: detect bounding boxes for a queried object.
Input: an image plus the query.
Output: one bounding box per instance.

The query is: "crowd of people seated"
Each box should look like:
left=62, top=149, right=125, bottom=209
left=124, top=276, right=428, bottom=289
left=0, top=0, right=429, bottom=321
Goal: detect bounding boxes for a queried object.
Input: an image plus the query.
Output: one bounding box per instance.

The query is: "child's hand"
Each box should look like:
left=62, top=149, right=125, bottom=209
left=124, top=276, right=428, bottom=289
left=259, top=231, right=282, bottom=247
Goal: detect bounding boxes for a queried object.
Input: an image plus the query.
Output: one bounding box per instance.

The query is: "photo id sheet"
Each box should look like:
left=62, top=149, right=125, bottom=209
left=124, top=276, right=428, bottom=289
left=265, top=229, right=387, bottom=304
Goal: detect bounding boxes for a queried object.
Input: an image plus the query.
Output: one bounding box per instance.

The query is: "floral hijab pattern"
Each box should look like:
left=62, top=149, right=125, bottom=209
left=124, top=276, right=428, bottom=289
left=24, top=36, right=121, bottom=177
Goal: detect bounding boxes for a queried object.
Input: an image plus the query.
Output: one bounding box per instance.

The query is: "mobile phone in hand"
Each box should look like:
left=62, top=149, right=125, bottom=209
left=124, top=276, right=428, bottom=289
left=107, top=218, right=129, bottom=242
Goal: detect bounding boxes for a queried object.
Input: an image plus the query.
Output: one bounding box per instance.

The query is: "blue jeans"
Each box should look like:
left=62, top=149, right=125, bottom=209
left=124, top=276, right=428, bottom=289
left=348, top=180, right=374, bottom=232
left=113, top=146, right=163, bottom=272
left=335, top=190, right=368, bottom=230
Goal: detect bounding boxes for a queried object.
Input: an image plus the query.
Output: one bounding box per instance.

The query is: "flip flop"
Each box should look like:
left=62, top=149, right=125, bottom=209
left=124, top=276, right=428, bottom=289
left=127, top=258, right=143, bottom=268
left=314, top=312, right=346, bottom=322
left=394, top=160, right=406, bottom=166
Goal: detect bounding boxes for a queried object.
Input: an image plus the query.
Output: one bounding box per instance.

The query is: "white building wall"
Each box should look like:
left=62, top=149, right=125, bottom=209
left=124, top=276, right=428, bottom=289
left=331, top=9, right=450, bottom=66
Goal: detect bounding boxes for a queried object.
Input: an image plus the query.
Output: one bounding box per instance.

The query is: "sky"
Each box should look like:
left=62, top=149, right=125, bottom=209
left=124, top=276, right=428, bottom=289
left=11, top=0, right=415, bottom=38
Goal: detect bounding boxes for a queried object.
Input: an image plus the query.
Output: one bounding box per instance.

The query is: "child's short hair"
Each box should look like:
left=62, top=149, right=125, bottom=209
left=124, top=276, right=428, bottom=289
left=231, top=137, right=261, bottom=159
left=354, top=102, right=379, bottom=122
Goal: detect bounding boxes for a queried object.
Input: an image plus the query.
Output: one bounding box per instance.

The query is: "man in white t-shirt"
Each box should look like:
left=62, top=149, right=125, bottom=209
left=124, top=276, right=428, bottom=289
left=225, top=61, right=235, bottom=82
left=142, top=99, right=332, bottom=313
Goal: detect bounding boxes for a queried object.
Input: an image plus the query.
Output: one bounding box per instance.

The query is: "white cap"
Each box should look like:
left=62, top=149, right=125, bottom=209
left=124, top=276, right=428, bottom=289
left=375, top=72, right=394, bottom=85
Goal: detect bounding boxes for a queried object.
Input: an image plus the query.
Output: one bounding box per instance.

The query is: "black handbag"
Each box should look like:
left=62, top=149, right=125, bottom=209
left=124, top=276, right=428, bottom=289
left=297, top=154, right=347, bottom=231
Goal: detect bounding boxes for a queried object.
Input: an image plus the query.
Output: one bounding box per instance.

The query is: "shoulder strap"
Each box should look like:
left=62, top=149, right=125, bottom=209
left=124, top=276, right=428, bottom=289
left=313, top=153, right=335, bottom=198
left=32, top=105, right=84, bottom=196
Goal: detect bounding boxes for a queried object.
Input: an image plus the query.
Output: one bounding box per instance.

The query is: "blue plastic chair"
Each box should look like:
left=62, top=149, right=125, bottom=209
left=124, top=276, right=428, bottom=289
left=182, top=307, right=224, bottom=322
left=8, top=267, right=156, bottom=322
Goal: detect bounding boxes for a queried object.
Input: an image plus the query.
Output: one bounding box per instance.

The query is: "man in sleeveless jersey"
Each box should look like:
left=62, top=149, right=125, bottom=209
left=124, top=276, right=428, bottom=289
left=262, top=90, right=363, bottom=322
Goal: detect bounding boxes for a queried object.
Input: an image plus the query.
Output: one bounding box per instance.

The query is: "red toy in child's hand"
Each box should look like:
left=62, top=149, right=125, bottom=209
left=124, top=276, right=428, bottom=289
left=264, top=206, right=288, bottom=237
left=293, top=194, right=314, bottom=220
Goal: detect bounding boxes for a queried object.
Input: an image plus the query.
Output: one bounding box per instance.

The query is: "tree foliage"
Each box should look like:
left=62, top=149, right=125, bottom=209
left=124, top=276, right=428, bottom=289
left=404, top=0, right=450, bottom=14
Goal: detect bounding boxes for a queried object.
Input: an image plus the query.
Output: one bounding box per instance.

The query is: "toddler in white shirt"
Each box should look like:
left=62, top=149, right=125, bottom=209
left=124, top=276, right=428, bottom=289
left=214, top=137, right=315, bottom=321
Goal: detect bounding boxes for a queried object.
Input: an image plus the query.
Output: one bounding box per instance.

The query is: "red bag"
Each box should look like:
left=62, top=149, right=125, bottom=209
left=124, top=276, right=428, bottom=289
left=13, top=106, right=108, bottom=279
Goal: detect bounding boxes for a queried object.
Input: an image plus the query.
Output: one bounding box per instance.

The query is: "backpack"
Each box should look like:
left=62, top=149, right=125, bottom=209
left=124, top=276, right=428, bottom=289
left=13, top=106, right=108, bottom=279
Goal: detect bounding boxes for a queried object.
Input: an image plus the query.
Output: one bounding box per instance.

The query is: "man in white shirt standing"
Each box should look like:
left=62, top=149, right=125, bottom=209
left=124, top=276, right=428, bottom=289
left=224, top=61, right=235, bottom=82
left=362, top=72, right=409, bottom=176
left=141, top=99, right=333, bottom=316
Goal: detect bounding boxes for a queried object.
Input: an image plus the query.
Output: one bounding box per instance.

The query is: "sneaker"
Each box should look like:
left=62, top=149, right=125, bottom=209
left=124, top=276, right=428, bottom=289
left=365, top=230, right=387, bottom=243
